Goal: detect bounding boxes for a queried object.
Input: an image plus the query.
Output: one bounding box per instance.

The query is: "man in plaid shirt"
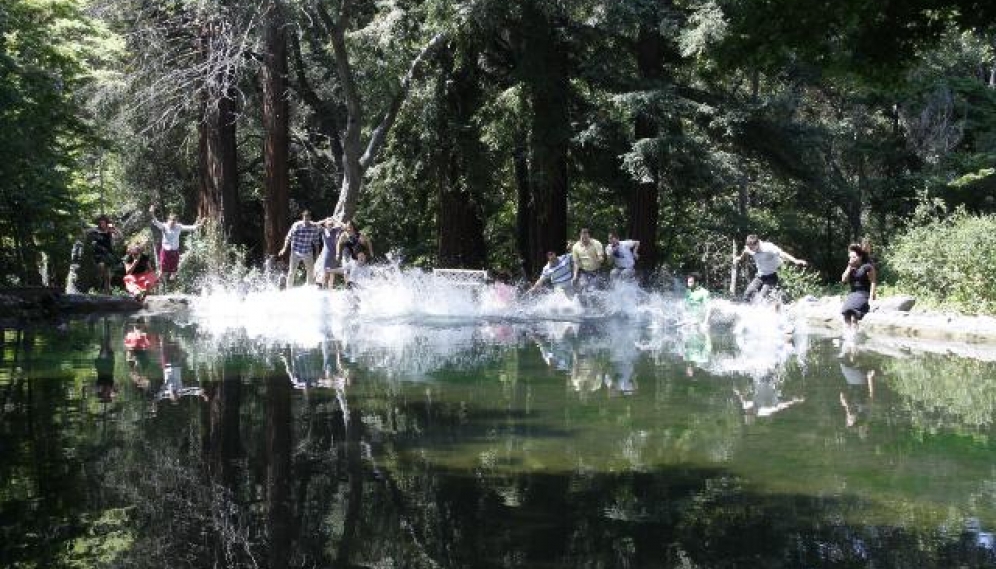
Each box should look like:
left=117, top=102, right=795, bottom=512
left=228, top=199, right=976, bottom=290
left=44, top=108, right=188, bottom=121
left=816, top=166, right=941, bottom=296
left=278, top=210, right=322, bottom=287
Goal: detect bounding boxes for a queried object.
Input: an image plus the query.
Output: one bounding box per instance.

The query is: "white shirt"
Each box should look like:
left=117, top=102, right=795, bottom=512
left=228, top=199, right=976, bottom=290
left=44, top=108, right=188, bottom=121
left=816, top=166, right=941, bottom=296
left=606, top=240, right=638, bottom=269
left=749, top=241, right=783, bottom=276
left=153, top=220, right=198, bottom=251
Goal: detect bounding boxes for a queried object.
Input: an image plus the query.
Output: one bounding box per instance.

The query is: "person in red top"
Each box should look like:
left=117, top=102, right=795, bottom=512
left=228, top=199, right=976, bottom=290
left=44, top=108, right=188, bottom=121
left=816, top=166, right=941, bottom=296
left=123, top=243, right=158, bottom=301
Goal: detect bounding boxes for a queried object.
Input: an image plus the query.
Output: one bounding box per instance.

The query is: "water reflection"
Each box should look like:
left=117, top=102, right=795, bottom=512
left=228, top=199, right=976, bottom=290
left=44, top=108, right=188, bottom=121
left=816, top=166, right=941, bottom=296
left=93, top=318, right=116, bottom=403
left=2, top=308, right=996, bottom=567
left=839, top=345, right=876, bottom=432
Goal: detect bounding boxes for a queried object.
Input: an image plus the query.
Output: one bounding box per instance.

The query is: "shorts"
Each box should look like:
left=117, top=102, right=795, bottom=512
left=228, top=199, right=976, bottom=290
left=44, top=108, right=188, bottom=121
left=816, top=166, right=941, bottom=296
left=159, top=249, right=180, bottom=273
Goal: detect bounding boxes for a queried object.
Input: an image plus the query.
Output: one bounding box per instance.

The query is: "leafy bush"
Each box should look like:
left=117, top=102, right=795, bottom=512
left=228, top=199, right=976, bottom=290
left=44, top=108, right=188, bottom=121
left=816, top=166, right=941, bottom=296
left=777, top=264, right=825, bottom=301
left=173, top=221, right=250, bottom=293
left=887, top=204, right=996, bottom=313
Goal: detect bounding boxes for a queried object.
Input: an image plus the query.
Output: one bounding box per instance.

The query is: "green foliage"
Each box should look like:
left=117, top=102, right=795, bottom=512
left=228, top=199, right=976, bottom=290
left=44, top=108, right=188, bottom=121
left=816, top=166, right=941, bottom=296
left=0, top=0, right=109, bottom=285
left=776, top=264, right=825, bottom=301
left=173, top=220, right=250, bottom=292
left=888, top=205, right=996, bottom=313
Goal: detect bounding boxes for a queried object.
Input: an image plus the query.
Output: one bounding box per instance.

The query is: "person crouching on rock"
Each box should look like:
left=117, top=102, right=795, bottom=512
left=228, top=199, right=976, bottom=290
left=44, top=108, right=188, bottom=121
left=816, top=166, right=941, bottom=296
left=123, top=243, right=158, bottom=301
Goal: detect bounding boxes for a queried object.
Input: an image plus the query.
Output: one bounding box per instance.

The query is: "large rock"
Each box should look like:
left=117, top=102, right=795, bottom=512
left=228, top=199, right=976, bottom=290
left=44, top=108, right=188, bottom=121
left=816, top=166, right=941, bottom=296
left=143, top=294, right=193, bottom=315
left=871, top=295, right=915, bottom=312
left=792, top=294, right=996, bottom=344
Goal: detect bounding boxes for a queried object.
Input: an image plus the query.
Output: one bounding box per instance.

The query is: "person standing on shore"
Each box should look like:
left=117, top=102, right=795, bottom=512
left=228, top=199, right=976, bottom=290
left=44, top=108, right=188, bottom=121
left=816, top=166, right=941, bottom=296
left=315, top=217, right=345, bottom=288
left=684, top=272, right=712, bottom=327
left=528, top=250, right=574, bottom=294
left=86, top=216, right=122, bottom=294
left=122, top=242, right=158, bottom=301
left=336, top=220, right=374, bottom=281
left=149, top=205, right=203, bottom=288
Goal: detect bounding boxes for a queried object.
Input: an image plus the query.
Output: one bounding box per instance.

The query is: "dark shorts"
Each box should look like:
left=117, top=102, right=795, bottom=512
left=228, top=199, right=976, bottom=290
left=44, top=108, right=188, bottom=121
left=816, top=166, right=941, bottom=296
left=743, top=272, right=780, bottom=302
left=93, top=248, right=116, bottom=268
left=159, top=249, right=180, bottom=273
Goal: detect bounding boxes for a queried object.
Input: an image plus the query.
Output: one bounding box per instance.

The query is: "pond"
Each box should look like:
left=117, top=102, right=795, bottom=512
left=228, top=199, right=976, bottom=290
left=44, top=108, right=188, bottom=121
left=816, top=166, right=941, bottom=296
left=2, top=279, right=995, bottom=568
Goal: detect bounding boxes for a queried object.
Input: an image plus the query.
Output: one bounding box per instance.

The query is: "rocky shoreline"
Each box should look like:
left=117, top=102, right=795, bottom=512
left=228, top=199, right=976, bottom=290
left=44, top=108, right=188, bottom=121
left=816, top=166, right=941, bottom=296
left=791, top=294, right=996, bottom=360
left=0, top=287, right=193, bottom=325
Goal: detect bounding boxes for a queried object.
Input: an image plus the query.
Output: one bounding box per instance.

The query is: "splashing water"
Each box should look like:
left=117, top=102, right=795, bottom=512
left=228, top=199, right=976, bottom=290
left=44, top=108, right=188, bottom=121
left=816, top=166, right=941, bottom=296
left=187, top=265, right=811, bottom=381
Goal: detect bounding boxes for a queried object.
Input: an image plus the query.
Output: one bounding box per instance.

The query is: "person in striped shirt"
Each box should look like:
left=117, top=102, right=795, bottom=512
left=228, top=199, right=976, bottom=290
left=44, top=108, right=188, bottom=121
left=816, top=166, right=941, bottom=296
left=528, top=250, right=573, bottom=294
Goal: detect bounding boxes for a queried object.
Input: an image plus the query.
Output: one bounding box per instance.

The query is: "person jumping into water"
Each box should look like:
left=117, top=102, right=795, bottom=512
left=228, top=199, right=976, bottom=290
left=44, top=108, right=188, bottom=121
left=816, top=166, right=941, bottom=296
left=528, top=250, right=574, bottom=294
left=605, top=232, right=640, bottom=281
left=735, top=234, right=806, bottom=304
left=149, top=205, right=203, bottom=288
left=840, top=243, right=876, bottom=335
left=571, top=228, right=604, bottom=291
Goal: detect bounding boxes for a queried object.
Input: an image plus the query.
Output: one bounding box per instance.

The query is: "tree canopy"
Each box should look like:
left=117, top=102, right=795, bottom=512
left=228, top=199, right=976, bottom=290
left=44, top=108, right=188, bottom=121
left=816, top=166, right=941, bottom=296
left=1, top=0, right=995, bottom=291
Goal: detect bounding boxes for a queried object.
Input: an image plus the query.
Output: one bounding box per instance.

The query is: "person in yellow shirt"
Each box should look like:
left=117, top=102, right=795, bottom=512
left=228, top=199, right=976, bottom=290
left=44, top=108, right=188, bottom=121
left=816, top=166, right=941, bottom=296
left=571, top=228, right=604, bottom=290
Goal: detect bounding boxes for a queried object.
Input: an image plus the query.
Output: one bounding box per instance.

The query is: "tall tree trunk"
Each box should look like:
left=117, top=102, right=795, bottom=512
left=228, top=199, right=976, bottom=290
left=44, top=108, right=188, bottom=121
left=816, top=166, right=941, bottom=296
left=514, top=140, right=532, bottom=278
left=266, top=372, right=292, bottom=569
left=333, top=408, right=364, bottom=567
left=261, top=0, right=290, bottom=256
left=198, top=94, right=242, bottom=243
left=316, top=2, right=444, bottom=222
left=203, top=367, right=243, bottom=490
left=289, top=31, right=346, bottom=200
left=627, top=25, right=666, bottom=271
left=436, top=47, right=487, bottom=268
left=520, top=1, right=569, bottom=276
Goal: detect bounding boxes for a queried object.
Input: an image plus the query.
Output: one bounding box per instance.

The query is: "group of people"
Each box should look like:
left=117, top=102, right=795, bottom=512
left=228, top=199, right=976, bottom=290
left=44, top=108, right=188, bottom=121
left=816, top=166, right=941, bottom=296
left=278, top=210, right=373, bottom=289
left=85, top=206, right=203, bottom=300
left=528, top=229, right=876, bottom=336
left=527, top=228, right=641, bottom=294
left=87, top=204, right=876, bottom=336
left=84, top=205, right=376, bottom=298
left=736, top=234, right=877, bottom=334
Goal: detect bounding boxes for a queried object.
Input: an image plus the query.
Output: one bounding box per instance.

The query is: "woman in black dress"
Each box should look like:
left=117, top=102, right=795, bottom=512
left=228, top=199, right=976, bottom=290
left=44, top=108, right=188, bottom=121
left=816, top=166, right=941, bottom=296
left=841, top=243, right=877, bottom=334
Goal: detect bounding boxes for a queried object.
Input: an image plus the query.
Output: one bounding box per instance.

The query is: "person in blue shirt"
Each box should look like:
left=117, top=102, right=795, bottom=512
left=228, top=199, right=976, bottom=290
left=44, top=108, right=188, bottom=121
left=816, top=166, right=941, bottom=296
left=528, top=250, right=573, bottom=294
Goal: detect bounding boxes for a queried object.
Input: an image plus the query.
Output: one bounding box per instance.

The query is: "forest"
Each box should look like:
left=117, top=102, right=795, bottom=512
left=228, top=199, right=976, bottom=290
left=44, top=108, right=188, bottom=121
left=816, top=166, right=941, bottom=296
left=2, top=0, right=996, bottom=305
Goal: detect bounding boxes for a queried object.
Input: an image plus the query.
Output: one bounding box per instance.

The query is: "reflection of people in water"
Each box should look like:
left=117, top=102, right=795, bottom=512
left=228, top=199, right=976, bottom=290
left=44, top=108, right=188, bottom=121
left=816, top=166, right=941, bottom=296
left=124, top=319, right=153, bottom=391
left=533, top=325, right=576, bottom=372
left=156, top=333, right=202, bottom=404
left=320, top=338, right=351, bottom=423
left=94, top=318, right=116, bottom=402
left=682, top=327, right=713, bottom=377
left=570, top=348, right=606, bottom=395
left=281, top=344, right=321, bottom=390
left=733, top=373, right=804, bottom=420
left=839, top=347, right=875, bottom=432
left=604, top=322, right=639, bottom=395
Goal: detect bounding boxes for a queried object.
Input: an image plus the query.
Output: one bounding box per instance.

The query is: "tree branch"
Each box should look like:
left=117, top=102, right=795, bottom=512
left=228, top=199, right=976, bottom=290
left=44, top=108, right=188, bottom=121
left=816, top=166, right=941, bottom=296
left=360, top=33, right=447, bottom=169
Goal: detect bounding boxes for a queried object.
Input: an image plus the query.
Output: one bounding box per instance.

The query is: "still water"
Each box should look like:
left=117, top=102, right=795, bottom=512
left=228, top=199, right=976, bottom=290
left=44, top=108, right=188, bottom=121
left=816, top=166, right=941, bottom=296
left=2, top=278, right=996, bottom=568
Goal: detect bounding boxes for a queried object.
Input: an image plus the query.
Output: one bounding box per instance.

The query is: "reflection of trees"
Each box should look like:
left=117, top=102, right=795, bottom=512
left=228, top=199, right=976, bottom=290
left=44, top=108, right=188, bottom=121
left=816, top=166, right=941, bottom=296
left=886, top=355, right=996, bottom=436
left=7, top=319, right=996, bottom=567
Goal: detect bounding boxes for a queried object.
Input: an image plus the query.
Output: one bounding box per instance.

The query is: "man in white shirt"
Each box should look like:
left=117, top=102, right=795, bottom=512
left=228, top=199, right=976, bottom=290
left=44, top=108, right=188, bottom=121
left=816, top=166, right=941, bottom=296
left=605, top=233, right=640, bottom=281
left=736, top=234, right=807, bottom=303
left=149, top=205, right=203, bottom=286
